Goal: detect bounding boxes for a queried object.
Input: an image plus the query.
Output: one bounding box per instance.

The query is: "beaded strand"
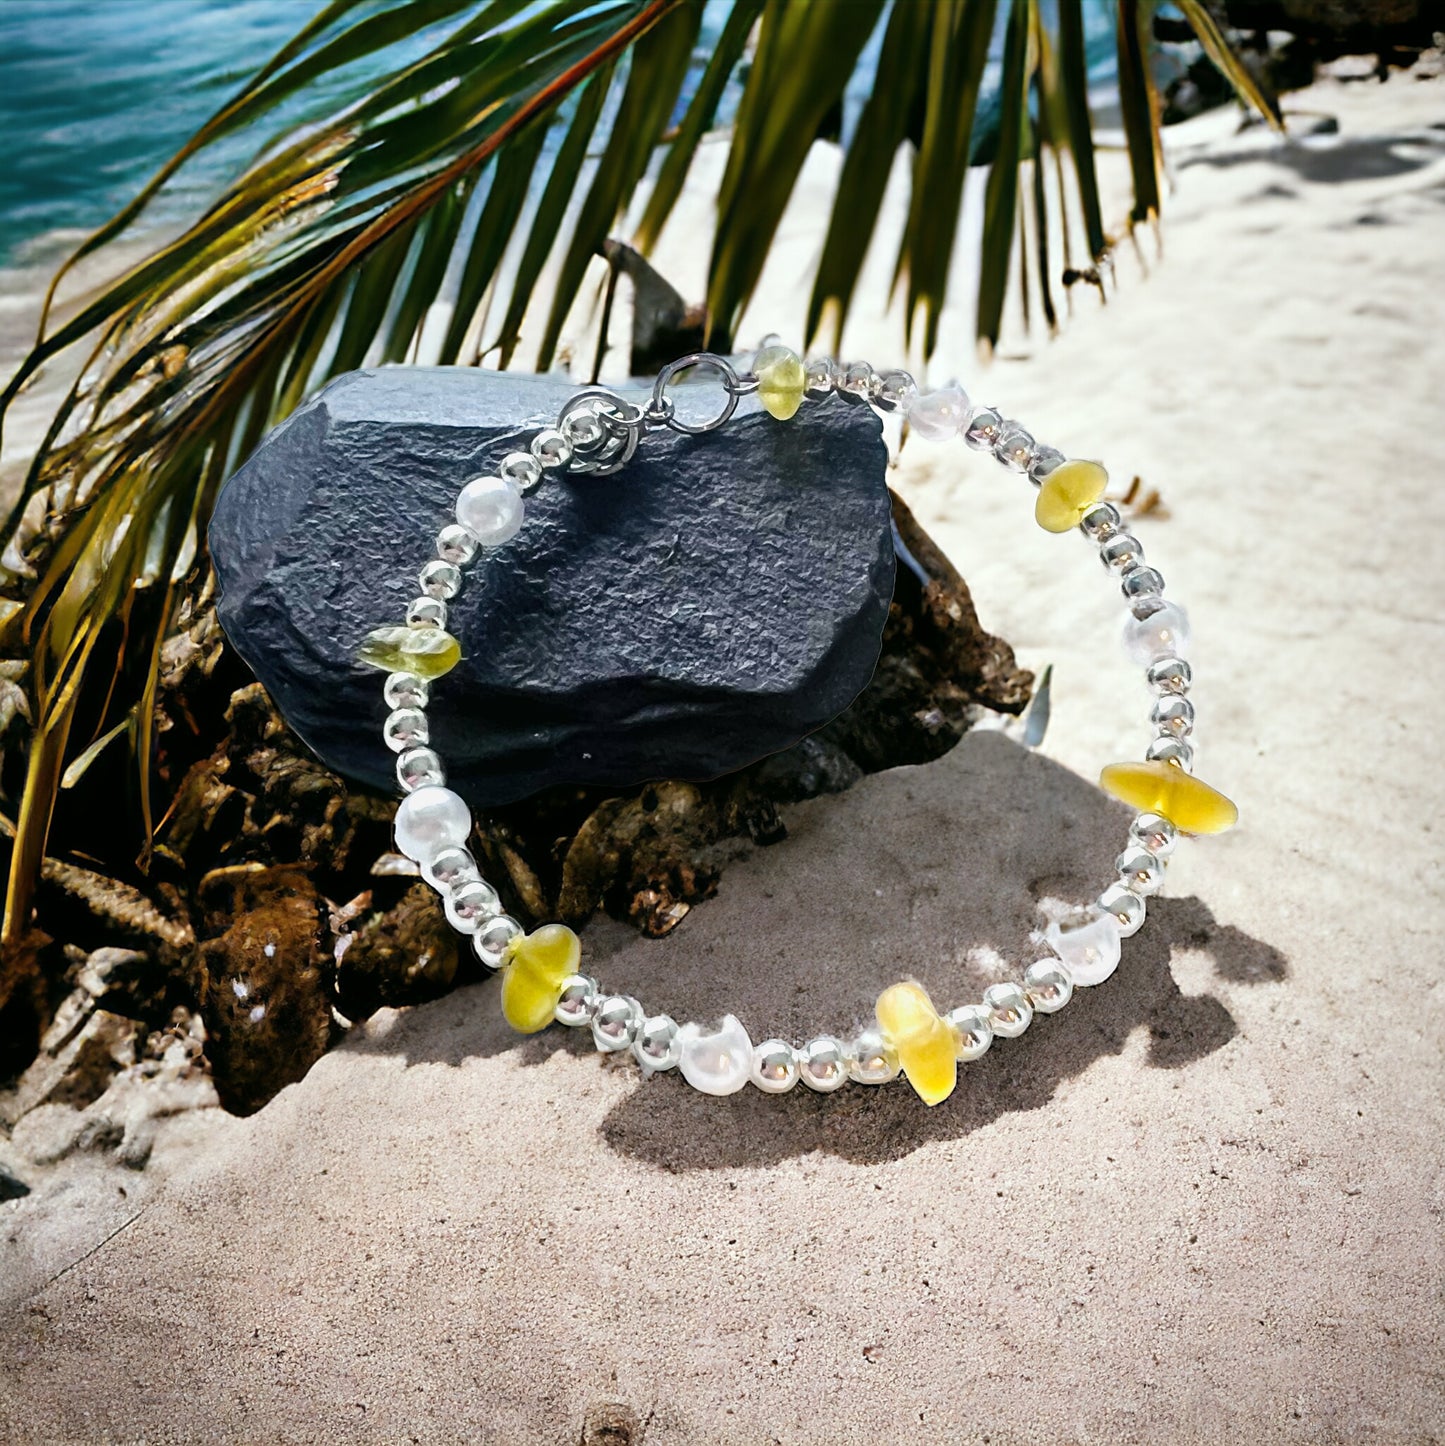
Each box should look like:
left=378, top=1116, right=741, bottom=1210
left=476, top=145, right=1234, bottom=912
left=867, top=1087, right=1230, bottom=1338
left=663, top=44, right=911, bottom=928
left=357, top=347, right=1237, bottom=1107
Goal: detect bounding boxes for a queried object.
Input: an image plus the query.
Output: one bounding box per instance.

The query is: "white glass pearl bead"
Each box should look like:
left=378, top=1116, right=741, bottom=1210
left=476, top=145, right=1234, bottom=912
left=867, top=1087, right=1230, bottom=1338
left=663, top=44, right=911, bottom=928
left=1044, top=913, right=1122, bottom=987
left=473, top=914, right=522, bottom=969
left=499, top=450, right=542, bottom=492
left=397, top=745, right=445, bottom=792
left=592, top=995, right=643, bottom=1052
left=1130, top=812, right=1179, bottom=858
left=455, top=474, right=524, bottom=547
left=678, top=1015, right=753, bottom=1095
left=1116, top=846, right=1166, bottom=896
left=907, top=384, right=971, bottom=440
left=422, top=845, right=478, bottom=891
left=445, top=878, right=501, bottom=933
left=945, top=1003, right=994, bottom=1061
left=847, top=1027, right=899, bottom=1085
left=394, top=785, right=471, bottom=865
left=1023, top=960, right=1074, bottom=1014
left=383, top=707, right=428, bottom=753
left=633, top=1014, right=682, bottom=1075
left=384, top=672, right=429, bottom=710
left=984, top=981, right=1032, bottom=1038
left=1123, top=601, right=1191, bottom=665
left=750, top=1038, right=800, bottom=1093
left=1097, top=882, right=1147, bottom=937
left=1147, top=656, right=1192, bottom=696
left=419, top=559, right=462, bottom=600
left=436, top=523, right=478, bottom=566
left=555, top=974, right=599, bottom=1027
left=798, top=1036, right=849, bottom=1092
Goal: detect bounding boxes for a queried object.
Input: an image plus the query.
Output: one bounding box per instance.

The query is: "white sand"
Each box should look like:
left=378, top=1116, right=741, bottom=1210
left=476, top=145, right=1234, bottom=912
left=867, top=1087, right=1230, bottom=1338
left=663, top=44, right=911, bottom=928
left=3, top=73, right=1444, bottom=1443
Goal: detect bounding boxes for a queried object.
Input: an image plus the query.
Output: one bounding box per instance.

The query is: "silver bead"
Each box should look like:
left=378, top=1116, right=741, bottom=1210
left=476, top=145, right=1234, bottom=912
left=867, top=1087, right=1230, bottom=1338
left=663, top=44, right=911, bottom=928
left=1098, top=882, right=1147, bottom=936
left=529, top=427, right=572, bottom=471
left=633, top=1014, right=682, bottom=1075
left=592, top=995, right=644, bottom=1052
left=945, top=1003, right=994, bottom=1061
left=839, top=361, right=878, bottom=402
left=562, top=409, right=603, bottom=449
left=406, top=596, right=447, bottom=630
left=1151, top=694, right=1196, bottom=737
left=422, top=845, right=478, bottom=891
left=473, top=914, right=522, bottom=969
left=984, top=981, right=1032, bottom=1038
left=1146, top=735, right=1195, bottom=771
left=1079, top=501, right=1122, bottom=541
left=419, top=559, right=462, bottom=600
left=1120, top=564, right=1164, bottom=605
left=456, top=474, right=524, bottom=547
left=750, top=1038, right=800, bottom=1093
left=804, top=356, right=837, bottom=396
left=964, top=406, right=1002, bottom=450
left=907, top=384, right=971, bottom=440
left=383, top=707, right=428, bottom=753
left=1130, top=812, right=1179, bottom=858
left=1028, top=445, right=1065, bottom=482
left=875, top=369, right=918, bottom=414
left=1147, top=656, right=1192, bottom=695
left=847, top=1027, right=899, bottom=1085
left=499, top=450, right=543, bottom=492
left=554, top=973, right=599, bottom=1027
left=798, top=1036, right=848, bottom=1093
left=1116, top=846, right=1166, bottom=896
left=1100, top=532, right=1144, bottom=573
left=384, top=672, right=429, bottom=710
left=993, top=421, right=1035, bottom=471
left=1023, top=960, right=1074, bottom=1014
left=436, top=523, right=478, bottom=567
left=397, top=745, right=445, bottom=792
left=1124, top=601, right=1191, bottom=664
left=445, top=877, right=501, bottom=934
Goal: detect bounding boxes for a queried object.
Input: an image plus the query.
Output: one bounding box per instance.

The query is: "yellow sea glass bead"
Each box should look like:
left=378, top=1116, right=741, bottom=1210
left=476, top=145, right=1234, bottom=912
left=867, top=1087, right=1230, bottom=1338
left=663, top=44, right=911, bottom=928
left=500, top=922, right=582, bottom=1034
left=875, top=981, right=957, bottom=1107
left=1099, top=760, right=1239, bottom=836
left=357, top=625, right=462, bottom=680
left=754, top=344, right=807, bottom=421
left=1034, top=459, right=1109, bottom=533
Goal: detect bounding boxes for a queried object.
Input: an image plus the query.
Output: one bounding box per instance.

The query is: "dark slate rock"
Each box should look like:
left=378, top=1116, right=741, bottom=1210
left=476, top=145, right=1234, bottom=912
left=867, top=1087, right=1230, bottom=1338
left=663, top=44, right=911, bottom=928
left=210, top=367, right=894, bottom=807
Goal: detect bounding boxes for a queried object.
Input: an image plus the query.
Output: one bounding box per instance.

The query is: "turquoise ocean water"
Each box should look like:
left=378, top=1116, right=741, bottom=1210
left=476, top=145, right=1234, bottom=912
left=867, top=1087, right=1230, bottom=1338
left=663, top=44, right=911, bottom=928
left=0, top=0, right=1123, bottom=266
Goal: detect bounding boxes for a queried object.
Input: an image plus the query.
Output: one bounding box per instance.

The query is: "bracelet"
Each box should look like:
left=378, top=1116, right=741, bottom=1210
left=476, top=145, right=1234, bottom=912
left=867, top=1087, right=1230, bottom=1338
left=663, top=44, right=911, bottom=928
left=356, top=347, right=1238, bottom=1107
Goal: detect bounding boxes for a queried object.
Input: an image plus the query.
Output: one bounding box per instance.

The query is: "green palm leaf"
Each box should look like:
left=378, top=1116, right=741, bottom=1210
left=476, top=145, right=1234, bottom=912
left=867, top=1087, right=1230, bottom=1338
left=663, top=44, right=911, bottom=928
left=0, top=0, right=1280, bottom=950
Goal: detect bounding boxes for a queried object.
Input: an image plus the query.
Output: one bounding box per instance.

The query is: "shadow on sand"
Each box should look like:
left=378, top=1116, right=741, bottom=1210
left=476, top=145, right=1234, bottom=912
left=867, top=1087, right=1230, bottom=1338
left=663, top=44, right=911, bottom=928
left=349, top=731, right=1285, bottom=1168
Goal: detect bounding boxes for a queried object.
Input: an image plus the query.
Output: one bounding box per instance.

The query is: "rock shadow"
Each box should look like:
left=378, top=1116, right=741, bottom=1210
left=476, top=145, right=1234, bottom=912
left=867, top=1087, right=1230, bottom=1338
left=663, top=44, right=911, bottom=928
left=349, top=731, right=1286, bottom=1168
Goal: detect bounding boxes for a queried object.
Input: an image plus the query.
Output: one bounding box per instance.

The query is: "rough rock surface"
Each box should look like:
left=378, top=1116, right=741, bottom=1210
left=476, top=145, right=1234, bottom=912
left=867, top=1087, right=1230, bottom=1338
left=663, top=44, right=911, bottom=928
left=210, top=368, right=894, bottom=806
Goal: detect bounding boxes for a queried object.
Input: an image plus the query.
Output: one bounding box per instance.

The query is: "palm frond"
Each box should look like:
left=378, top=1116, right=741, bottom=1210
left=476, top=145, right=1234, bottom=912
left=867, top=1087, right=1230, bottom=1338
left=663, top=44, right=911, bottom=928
left=0, top=0, right=1282, bottom=948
